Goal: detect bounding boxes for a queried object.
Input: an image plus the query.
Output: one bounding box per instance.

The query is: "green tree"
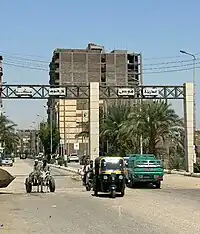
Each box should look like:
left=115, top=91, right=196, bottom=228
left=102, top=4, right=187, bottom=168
left=123, top=101, right=184, bottom=155
left=39, top=122, right=60, bottom=161
left=101, top=103, right=134, bottom=155
left=4, top=132, right=20, bottom=154
left=0, top=115, right=19, bottom=154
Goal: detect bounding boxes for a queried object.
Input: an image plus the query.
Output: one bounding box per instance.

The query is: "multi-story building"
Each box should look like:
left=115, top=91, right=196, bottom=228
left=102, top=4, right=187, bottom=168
left=17, top=129, right=40, bottom=155
left=48, top=43, right=142, bottom=155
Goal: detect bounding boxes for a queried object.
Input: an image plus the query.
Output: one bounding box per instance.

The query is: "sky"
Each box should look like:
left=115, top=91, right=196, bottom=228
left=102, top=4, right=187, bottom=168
left=1, top=0, right=200, bottom=129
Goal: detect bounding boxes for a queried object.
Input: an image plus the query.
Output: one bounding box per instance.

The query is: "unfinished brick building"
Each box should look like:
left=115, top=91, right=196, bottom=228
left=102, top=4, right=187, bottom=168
left=48, top=43, right=142, bottom=156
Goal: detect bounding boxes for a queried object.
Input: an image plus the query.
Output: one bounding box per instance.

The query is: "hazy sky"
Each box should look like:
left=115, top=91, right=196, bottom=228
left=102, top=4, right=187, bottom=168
left=1, top=0, right=200, bottom=129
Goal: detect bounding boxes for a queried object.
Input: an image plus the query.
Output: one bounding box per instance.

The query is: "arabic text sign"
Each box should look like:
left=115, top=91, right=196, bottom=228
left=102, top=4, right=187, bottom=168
left=143, top=87, right=159, bottom=97
left=49, top=87, right=66, bottom=96
left=118, top=88, right=135, bottom=96
left=15, top=87, right=33, bottom=96
left=74, top=143, right=79, bottom=150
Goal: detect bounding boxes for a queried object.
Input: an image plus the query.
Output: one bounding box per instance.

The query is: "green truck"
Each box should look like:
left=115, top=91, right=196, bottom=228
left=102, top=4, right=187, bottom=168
left=126, top=154, right=164, bottom=189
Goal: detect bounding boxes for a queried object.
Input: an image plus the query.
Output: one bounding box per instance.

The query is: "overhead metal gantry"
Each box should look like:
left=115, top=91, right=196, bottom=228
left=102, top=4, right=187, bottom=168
left=0, top=82, right=194, bottom=173
left=0, top=84, right=184, bottom=99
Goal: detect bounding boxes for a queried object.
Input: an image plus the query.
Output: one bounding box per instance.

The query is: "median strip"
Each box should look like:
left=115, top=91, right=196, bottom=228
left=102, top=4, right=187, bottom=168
left=164, top=169, right=200, bottom=178
left=49, top=164, right=80, bottom=174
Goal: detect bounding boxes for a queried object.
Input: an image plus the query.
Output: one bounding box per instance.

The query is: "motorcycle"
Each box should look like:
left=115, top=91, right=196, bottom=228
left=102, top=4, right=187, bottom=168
left=85, top=171, right=94, bottom=191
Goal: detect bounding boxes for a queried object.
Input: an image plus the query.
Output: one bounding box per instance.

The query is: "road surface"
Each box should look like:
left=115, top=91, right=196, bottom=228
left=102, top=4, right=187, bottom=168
left=67, top=162, right=82, bottom=169
left=0, top=159, right=200, bottom=233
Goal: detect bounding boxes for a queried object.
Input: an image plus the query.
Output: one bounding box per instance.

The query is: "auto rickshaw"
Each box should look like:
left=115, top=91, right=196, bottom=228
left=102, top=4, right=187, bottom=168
left=93, top=156, right=126, bottom=198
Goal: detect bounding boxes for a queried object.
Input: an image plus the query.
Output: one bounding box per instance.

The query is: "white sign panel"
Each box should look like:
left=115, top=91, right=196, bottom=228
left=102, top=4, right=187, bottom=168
left=60, top=139, right=65, bottom=145
left=118, top=88, right=134, bottom=96
left=49, top=87, right=66, bottom=96
left=74, top=143, right=79, bottom=150
left=15, top=87, right=33, bottom=97
left=143, top=87, right=159, bottom=97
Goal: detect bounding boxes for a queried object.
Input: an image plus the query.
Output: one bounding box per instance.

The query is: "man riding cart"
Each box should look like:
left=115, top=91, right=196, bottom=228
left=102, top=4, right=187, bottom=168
left=29, top=159, right=41, bottom=185
left=25, top=158, right=55, bottom=193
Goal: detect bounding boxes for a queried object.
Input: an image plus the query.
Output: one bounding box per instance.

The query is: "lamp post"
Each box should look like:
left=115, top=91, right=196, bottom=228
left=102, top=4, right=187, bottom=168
left=50, top=107, right=53, bottom=157
left=180, top=50, right=196, bottom=162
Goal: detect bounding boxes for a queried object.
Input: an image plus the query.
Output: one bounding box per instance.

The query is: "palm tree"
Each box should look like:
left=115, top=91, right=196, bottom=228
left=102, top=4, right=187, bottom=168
left=123, top=101, right=184, bottom=155
left=101, top=103, right=134, bottom=155
left=0, top=115, right=19, bottom=153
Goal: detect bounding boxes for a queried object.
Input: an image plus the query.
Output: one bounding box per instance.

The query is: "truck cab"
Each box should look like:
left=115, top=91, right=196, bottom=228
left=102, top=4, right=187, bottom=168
left=126, top=154, right=164, bottom=189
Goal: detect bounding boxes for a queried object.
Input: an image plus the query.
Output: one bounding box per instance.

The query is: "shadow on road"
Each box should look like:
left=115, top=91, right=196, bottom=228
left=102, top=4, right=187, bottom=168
left=0, top=192, right=13, bottom=195
left=91, top=193, right=123, bottom=198
left=126, top=183, right=157, bottom=189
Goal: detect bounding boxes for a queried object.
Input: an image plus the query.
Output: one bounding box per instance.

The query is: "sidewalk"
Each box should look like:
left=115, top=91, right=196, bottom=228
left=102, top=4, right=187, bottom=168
left=0, top=158, right=33, bottom=193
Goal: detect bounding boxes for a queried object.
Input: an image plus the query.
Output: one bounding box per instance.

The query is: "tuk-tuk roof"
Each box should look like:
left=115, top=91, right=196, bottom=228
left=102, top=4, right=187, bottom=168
left=95, top=156, right=124, bottom=165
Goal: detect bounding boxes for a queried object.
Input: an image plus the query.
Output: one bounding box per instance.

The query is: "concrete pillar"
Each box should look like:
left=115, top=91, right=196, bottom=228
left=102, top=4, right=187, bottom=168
left=184, top=83, right=194, bottom=173
left=89, top=82, right=99, bottom=161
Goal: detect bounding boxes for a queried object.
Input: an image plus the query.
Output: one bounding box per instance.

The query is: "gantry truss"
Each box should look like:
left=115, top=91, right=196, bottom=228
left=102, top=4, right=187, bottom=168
left=0, top=84, right=184, bottom=99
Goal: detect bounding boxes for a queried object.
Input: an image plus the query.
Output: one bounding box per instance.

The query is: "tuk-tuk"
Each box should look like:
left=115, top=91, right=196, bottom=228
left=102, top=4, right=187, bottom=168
left=93, top=156, right=126, bottom=198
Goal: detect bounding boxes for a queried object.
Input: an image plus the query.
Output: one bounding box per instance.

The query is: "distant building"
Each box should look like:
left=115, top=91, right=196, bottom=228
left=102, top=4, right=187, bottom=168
left=17, top=129, right=40, bottom=155
left=48, top=43, right=142, bottom=155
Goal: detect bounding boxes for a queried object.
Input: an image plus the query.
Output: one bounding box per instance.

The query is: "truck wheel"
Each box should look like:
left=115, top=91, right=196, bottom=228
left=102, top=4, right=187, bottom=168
left=25, top=178, right=32, bottom=193
left=49, top=177, right=56, bottom=192
left=155, top=181, right=161, bottom=189
left=128, top=178, right=134, bottom=188
left=86, top=184, right=91, bottom=191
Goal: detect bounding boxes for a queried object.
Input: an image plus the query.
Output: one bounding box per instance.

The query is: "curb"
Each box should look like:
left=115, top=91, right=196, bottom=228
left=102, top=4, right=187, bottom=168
left=164, top=169, right=200, bottom=178
left=50, top=164, right=200, bottom=178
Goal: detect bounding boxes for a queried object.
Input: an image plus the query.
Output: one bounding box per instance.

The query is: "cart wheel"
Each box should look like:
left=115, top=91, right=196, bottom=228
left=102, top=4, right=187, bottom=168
left=49, top=177, right=55, bottom=192
left=86, top=184, right=91, bottom=191
left=25, top=178, right=32, bottom=193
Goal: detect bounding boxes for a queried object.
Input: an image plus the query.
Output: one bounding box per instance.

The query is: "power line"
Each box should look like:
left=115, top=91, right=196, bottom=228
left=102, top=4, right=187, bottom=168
left=0, top=50, right=49, bottom=60
left=3, top=57, right=199, bottom=72
left=143, top=53, right=200, bottom=61
left=3, top=60, right=200, bottom=75
left=1, top=54, right=49, bottom=64
left=143, top=66, right=197, bottom=75
left=1, top=50, right=200, bottom=67
left=4, top=56, right=200, bottom=71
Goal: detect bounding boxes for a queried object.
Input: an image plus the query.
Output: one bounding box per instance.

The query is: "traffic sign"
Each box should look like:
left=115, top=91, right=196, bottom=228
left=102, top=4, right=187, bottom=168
left=74, top=143, right=79, bottom=150
left=60, top=139, right=64, bottom=145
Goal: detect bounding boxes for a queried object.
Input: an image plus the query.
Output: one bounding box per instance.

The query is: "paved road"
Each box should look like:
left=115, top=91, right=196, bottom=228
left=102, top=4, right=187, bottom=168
left=0, top=159, right=200, bottom=233
left=67, top=162, right=82, bottom=169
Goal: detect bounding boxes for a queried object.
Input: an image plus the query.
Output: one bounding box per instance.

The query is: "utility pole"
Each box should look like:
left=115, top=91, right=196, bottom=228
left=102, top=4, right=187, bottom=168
left=50, top=106, right=53, bottom=157
left=180, top=50, right=196, bottom=163
left=0, top=56, right=3, bottom=116
left=139, top=53, right=143, bottom=155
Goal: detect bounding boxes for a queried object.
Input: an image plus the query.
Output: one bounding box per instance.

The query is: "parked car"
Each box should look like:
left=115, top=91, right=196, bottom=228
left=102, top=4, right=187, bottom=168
left=1, top=157, right=13, bottom=167
left=67, top=153, right=79, bottom=163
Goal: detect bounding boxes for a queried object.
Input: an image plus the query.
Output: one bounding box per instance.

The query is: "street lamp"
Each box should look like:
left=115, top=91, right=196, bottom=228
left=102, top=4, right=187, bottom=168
left=180, top=50, right=196, bottom=162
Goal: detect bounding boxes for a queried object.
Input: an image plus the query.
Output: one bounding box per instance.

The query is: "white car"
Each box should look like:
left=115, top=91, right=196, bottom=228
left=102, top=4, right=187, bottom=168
left=67, top=154, right=79, bottom=163
left=1, top=158, right=13, bottom=167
